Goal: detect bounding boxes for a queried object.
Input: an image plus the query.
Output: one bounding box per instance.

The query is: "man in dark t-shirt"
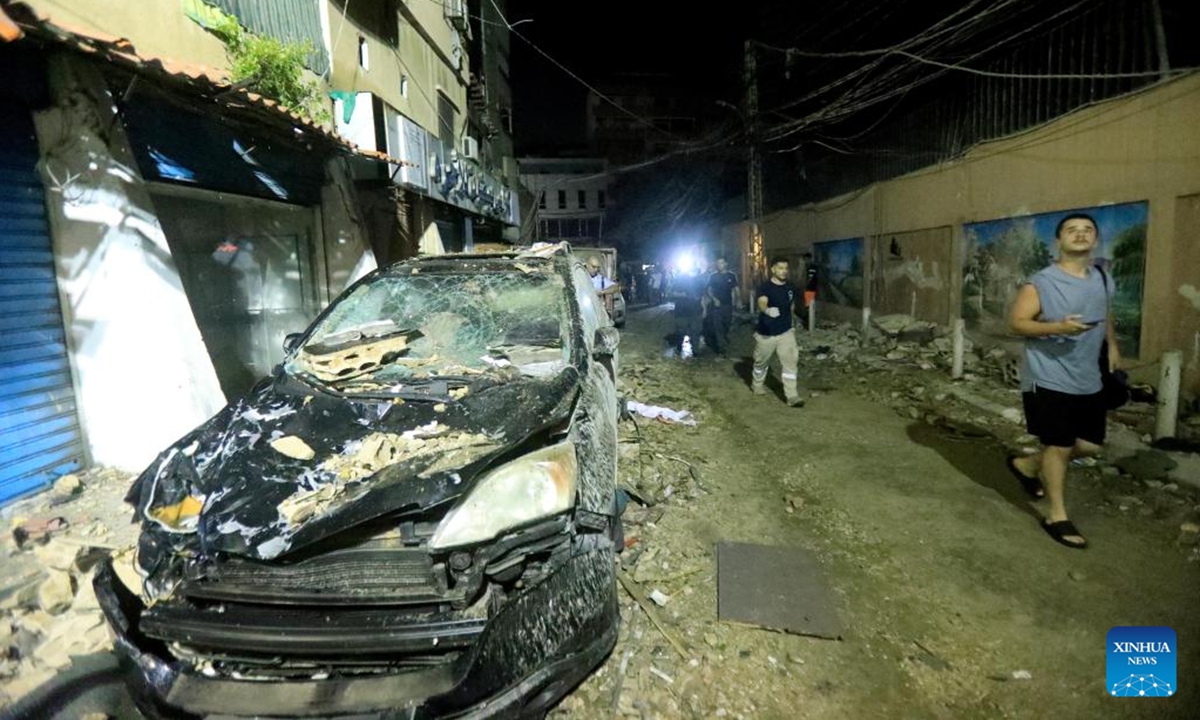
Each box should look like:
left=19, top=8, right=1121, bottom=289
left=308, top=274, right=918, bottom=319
left=705, top=257, right=739, bottom=356
left=752, top=256, right=803, bottom=407
left=671, top=269, right=704, bottom=356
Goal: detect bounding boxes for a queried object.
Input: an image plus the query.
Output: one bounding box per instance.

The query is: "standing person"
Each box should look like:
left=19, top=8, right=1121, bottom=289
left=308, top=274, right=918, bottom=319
left=585, top=255, right=621, bottom=316
left=802, top=252, right=818, bottom=328
left=1006, top=213, right=1119, bottom=550
left=648, top=268, right=663, bottom=305
left=671, top=269, right=704, bottom=357
left=752, top=257, right=804, bottom=407
left=706, top=257, right=740, bottom=357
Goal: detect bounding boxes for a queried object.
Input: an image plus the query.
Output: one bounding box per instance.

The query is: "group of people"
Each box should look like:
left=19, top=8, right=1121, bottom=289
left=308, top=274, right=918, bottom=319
left=666, top=255, right=814, bottom=411
left=638, top=214, right=1119, bottom=550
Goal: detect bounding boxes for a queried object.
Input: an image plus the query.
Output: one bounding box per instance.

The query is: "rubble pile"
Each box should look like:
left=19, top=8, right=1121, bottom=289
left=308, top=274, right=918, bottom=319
left=0, top=467, right=136, bottom=706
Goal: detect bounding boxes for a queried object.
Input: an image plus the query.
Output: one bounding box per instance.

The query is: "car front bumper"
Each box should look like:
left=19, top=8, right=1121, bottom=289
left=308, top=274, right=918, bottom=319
left=95, top=542, right=617, bottom=719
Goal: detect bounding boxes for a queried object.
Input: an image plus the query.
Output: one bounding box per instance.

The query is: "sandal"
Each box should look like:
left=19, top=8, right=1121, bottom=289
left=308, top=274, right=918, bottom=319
left=1006, top=455, right=1044, bottom=498
left=1042, top=519, right=1088, bottom=549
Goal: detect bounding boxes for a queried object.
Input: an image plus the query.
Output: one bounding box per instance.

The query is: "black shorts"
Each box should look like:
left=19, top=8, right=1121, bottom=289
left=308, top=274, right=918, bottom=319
left=1022, top=387, right=1106, bottom=448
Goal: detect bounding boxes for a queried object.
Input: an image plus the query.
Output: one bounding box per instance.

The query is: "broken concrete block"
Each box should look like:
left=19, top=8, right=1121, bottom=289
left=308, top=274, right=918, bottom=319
left=33, top=538, right=83, bottom=572
left=14, top=610, right=54, bottom=637
left=0, top=574, right=43, bottom=611
left=0, top=620, right=13, bottom=656
left=0, top=662, right=55, bottom=703
left=34, top=610, right=107, bottom=669
left=873, top=314, right=915, bottom=335
left=71, top=571, right=100, bottom=612
left=10, top=628, right=39, bottom=661
left=270, top=435, right=315, bottom=460
left=52, top=473, right=81, bottom=499
left=111, top=547, right=144, bottom=597
left=36, top=570, right=74, bottom=615
left=1001, top=408, right=1023, bottom=424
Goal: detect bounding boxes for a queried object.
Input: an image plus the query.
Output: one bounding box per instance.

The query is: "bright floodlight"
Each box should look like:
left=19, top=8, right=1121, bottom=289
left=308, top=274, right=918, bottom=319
left=674, top=250, right=694, bottom=273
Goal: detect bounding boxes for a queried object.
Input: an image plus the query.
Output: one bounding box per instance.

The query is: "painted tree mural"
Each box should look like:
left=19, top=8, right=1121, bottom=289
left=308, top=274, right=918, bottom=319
left=961, top=202, right=1147, bottom=355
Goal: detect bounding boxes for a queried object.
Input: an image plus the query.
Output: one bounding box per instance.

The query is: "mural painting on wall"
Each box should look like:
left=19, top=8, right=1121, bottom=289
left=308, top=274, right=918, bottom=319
left=813, top=238, right=865, bottom=308
left=961, top=201, right=1147, bottom=356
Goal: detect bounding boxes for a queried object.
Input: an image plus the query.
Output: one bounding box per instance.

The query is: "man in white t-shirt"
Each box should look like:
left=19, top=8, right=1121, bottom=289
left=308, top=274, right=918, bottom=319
left=585, top=256, right=621, bottom=315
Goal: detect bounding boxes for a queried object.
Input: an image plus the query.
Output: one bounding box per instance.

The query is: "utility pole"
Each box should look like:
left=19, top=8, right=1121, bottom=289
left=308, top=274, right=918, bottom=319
left=743, top=40, right=765, bottom=291
left=1149, top=0, right=1170, bottom=78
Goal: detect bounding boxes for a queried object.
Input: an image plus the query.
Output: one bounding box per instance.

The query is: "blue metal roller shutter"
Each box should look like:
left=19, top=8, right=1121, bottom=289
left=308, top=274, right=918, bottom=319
left=0, top=105, right=86, bottom=506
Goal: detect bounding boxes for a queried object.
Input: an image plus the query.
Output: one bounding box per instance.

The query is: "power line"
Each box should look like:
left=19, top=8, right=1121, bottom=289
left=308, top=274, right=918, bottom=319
left=756, top=0, right=1095, bottom=143
left=484, top=0, right=683, bottom=141
left=881, top=50, right=1195, bottom=80
left=753, top=0, right=1010, bottom=127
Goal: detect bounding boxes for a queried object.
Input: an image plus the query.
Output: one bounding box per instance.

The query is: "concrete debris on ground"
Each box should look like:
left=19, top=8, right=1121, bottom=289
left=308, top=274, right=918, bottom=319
left=0, top=465, right=136, bottom=706
left=556, top=313, right=1198, bottom=718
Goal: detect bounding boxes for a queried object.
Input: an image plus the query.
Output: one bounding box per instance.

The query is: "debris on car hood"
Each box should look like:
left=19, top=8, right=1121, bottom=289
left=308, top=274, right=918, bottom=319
left=128, top=367, right=582, bottom=577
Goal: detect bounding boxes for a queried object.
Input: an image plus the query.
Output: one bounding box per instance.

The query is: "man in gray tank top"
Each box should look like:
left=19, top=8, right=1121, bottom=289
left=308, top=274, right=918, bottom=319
left=1005, top=213, right=1121, bottom=549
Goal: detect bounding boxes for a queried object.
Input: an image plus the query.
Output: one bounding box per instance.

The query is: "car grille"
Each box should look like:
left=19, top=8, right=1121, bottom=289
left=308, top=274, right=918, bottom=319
left=140, top=602, right=485, bottom=657
left=181, top=539, right=464, bottom=606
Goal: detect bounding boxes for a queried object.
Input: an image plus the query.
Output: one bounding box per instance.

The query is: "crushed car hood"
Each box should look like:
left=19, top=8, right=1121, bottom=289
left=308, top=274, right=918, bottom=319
left=130, top=369, right=581, bottom=561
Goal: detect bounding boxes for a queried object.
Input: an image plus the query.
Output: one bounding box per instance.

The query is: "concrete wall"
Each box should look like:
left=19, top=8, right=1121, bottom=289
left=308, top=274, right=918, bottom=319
left=325, top=0, right=468, bottom=149
left=521, top=173, right=610, bottom=216
left=870, top=226, right=954, bottom=324
left=752, top=73, right=1200, bottom=390
left=33, top=56, right=226, bottom=472
left=24, top=0, right=229, bottom=70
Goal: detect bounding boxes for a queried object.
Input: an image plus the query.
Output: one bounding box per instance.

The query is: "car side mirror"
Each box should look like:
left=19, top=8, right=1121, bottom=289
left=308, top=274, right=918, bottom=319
left=283, top=332, right=304, bottom=353
left=593, top=326, right=620, bottom=358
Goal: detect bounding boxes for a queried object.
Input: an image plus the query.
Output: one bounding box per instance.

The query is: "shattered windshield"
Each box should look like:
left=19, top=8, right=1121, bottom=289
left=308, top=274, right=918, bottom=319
left=286, top=264, right=570, bottom=393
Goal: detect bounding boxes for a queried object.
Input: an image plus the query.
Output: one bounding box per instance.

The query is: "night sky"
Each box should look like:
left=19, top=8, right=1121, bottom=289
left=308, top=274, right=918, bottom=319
left=509, top=0, right=957, bottom=154
left=510, top=0, right=1198, bottom=158
left=510, top=0, right=749, bottom=153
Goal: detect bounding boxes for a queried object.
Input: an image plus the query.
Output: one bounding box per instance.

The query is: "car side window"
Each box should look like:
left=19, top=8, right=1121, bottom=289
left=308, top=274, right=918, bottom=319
left=572, top=266, right=605, bottom=343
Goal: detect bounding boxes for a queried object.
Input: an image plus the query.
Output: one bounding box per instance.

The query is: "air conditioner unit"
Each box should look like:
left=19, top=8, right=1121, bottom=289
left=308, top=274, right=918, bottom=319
left=462, top=136, right=480, bottom=160
left=444, top=0, right=468, bottom=31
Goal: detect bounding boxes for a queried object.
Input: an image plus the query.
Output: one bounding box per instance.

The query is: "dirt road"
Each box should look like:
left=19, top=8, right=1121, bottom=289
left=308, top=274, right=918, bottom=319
left=556, top=304, right=1200, bottom=719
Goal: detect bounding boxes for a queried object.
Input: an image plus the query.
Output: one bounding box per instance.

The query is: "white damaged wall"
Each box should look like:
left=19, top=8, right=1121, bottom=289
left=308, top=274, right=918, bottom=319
left=320, top=158, right=377, bottom=304
left=33, top=56, right=226, bottom=472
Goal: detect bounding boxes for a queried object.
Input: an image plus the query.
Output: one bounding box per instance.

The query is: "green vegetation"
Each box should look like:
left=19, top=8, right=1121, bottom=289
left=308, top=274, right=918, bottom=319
left=208, top=10, right=330, bottom=125
left=1108, top=224, right=1146, bottom=356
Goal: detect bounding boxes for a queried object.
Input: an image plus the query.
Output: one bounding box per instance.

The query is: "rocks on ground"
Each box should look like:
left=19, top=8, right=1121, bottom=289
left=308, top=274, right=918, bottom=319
left=0, top=466, right=136, bottom=705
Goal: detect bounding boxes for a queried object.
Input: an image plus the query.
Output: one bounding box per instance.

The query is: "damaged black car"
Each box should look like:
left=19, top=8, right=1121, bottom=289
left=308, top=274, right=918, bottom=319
left=94, top=244, right=623, bottom=719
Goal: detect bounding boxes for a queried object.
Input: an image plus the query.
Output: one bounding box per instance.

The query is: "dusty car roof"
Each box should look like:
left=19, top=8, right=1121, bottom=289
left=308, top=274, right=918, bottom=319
left=383, top=246, right=576, bottom=274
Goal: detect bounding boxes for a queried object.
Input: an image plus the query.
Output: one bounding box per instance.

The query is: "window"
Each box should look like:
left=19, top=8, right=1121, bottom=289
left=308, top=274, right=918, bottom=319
left=557, top=190, right=566, bottom=209
left=334, top=0, right=398, bottom=47
left=578, top=190, right=586, bottom=209
left=400, top=75, right=409, bottom=98
left=538, top=192, right=546, bottom=210
left=358, top=37, right=370, bottom=70
left=598, top=190, right=606, bottom=209
left=437, top=92, right=457, bottom=149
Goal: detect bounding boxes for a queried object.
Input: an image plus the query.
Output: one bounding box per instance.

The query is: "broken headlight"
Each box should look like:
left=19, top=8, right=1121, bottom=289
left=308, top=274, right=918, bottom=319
left=429, top=441, right=577, bottom=550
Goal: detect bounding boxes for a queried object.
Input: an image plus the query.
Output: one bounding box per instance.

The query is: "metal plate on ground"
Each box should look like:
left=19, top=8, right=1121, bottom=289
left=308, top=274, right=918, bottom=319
left=716, top=541, right=841, bottom=640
